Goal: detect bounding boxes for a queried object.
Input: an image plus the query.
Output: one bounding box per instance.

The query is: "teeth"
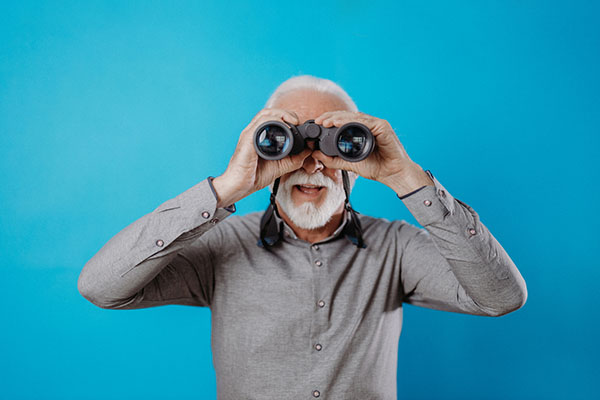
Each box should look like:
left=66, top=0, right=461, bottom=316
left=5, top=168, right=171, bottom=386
left=295, top=184, right=322, bottom=193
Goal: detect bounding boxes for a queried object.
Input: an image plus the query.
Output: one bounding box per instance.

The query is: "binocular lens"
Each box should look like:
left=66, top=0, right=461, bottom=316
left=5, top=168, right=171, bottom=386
left=337, top=127, right=368, bottom=159
left=256, top=125, right=289, bottom=157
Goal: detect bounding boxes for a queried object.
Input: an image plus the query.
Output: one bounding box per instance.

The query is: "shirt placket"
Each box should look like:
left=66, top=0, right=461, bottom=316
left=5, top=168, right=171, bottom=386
left=308, top=242, right=327, bottom=398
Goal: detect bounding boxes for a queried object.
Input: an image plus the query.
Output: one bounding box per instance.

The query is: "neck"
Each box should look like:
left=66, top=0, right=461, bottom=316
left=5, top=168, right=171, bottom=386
left=276, top=202, right=345, bottom=244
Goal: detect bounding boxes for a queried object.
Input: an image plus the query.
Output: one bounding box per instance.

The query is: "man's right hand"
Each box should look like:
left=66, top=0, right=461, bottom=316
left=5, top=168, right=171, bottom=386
left=212, top=108, right=312, bottom=208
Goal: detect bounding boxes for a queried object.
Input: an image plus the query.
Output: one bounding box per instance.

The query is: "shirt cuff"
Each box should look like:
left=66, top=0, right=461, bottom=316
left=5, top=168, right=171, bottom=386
left=400, top=170, right=457, bottom=227
left=398, top=185, right=428, bottom=199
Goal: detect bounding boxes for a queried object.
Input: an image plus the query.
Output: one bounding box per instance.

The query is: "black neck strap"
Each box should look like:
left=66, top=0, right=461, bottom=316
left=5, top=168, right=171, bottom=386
left=258, top=172, right=366, bottom=249
left=257, top=177, right=283, bottom=248
left=340, top=170, right=366, bottom=248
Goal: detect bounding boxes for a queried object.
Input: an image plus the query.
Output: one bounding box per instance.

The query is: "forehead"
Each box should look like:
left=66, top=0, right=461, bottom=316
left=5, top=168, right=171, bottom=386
left=271, top=89, right=351, bottom=122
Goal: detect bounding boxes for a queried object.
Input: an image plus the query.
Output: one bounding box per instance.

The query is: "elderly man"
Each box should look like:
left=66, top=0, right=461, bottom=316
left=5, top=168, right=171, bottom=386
left=78, top=75, right=527, bottom=399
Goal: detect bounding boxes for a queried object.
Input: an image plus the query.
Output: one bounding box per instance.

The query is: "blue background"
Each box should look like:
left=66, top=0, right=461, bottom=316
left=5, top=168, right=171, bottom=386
left=1, top=1, right=598, bottom=399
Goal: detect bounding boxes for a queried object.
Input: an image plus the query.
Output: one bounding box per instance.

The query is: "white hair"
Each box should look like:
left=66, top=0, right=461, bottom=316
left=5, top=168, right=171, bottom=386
left=265, top=75, right=358, bottom=112
left=276, top=170, right=347, bottom=230
left=266, top=75, right=360, bottom=229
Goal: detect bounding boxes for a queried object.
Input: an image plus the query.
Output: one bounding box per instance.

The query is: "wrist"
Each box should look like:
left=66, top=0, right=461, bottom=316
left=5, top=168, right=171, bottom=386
left=212, top=174, right=240, bottom=208
left=381, top=163, right=434, bottom=197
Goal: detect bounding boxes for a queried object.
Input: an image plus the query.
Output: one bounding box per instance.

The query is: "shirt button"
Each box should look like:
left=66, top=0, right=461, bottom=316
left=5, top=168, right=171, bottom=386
left=468, top=228, right=477, bottom=235
left=314, top=260, right=323, bottom=267
left=439, top=189, right=446, bottom=198
left=313, top=390, right=321, bottom=398
left=156, top=239, right=164, bottom=247
left=201, top=211, right=210, bottom=219
left=423, top=200, right=432, bottom=207
left=312, top=244, right=320, bottom=251
left=210, top=218, right=219, bottom=224
left=317, top=300, right=325, bottom=308
left=315, top=343, right=323, bottom=351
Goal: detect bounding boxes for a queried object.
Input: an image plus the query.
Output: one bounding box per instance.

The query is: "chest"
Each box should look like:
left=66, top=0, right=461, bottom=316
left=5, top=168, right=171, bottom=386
left=210, top=241, right=402, bottom=333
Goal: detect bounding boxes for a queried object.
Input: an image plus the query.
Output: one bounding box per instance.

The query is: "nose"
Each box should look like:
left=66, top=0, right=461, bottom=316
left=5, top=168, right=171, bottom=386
left=301, top=152, right=324, bottom=174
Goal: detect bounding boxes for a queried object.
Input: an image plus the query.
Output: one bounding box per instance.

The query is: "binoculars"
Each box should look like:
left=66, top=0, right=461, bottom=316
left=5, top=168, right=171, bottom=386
left=253, top=119, right=374, bottom=162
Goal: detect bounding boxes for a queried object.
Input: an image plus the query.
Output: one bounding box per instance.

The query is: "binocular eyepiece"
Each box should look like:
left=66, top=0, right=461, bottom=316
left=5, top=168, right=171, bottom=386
left=253, top=119, right=374, bottom=162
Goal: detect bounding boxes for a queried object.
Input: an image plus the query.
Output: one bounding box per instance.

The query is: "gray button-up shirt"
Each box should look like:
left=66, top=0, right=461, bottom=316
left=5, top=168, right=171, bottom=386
left=78, top=172, right=527, bottom=400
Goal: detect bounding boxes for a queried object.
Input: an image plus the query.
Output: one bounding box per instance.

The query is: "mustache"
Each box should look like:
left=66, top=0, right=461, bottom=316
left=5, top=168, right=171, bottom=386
left=282, top=171, right=337, bottom=189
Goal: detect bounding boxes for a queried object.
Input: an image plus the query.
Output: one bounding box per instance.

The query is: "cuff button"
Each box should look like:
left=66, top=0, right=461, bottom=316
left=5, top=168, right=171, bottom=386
left=201, top=211, right=210, bottom=219
left=210, top=218, right=219, bottom=224
left=156, top=239, right=164, bottom=247
left=468, top=228, right=477, bottom=235
left=423, top=200, right=432, bottom=207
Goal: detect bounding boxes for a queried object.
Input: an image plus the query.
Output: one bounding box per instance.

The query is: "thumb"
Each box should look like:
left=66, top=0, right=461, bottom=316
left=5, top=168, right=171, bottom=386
left=312, top=150, right=357, bottom=173
left=279, top=148, right=312, bottom=175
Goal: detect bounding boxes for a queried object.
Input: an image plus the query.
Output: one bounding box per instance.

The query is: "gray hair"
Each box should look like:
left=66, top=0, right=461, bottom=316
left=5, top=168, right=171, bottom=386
left=265, top=75, right=358, bottom=112
left=265, top=75, right=360, bottom=192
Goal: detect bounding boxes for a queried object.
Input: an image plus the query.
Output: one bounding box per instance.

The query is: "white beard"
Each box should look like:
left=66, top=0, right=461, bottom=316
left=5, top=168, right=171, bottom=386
left=275, top=170, right=355, bottom=230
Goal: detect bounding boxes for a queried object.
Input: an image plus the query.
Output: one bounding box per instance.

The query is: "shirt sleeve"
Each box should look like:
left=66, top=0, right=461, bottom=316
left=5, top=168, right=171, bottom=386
left=397, top=185, right=427, bottom=199
left=77, top=178, right=235, bottom=309
left=399, top=170, right=528, bottom=316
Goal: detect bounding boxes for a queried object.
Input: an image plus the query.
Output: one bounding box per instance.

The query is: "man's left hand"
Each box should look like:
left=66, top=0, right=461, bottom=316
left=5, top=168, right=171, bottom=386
left=312, top=111, right=434, bottom=196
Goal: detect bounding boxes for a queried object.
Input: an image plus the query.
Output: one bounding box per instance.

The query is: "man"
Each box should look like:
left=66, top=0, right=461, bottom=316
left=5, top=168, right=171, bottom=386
left=78, top=75, right=527, bottom=399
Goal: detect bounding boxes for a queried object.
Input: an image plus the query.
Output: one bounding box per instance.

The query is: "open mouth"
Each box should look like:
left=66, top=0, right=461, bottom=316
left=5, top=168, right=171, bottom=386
left=294, top=184, right=325, bottom=194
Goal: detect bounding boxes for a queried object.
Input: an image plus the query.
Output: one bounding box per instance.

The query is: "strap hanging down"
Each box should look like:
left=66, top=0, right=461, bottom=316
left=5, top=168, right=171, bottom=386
left=341, top=170, right=366, bottom=248
left=258, top=177, right=283, bottom=248
left=258, top=172, right=366, bottom=249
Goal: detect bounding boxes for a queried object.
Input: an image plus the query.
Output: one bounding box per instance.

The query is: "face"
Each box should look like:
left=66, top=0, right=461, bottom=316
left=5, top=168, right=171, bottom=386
left=271, top=89, right=354, bottom=229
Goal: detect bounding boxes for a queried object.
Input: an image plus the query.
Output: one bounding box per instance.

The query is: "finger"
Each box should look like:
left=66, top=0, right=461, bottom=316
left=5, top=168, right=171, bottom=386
left=321, top=114, right=357, bottom=128
left=333, top=116, right=389, bottom=140
left=279, top=148, right=312, bottom=175
left=320, top=117, right=336, bottom=128
left=280, top=110, right=299, bottom=126
left=314, top=110, right=350, bottom=125
left=286, top=110, right=300, bottom=124
left=262, top=108, right=300, bottom=126
left=311, top=150, right=357, bottom=173
left=244, top=109, right=298, bottom=142
left=251, top=108, right=298, bottom=127
left=319, top=111, right=372, bottom=128
left=291, top=148, right=313, bottom=164
left=236, top=130, right=259, bottom=161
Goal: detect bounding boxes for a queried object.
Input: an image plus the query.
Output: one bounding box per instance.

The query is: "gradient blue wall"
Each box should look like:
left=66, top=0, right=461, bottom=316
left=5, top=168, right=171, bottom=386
left=1, top=1, right=598, bottom=399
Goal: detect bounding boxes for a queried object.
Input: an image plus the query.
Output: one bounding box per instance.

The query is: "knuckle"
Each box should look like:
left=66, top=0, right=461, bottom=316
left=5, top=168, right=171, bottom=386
left=260, top=109, right=281, bottom=118
left=379, top=119, right=392, bottom=128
